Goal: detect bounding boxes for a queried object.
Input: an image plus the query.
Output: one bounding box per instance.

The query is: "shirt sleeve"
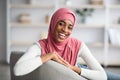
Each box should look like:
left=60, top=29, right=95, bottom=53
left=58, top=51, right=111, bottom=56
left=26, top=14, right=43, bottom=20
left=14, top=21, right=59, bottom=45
left=78, top=42, right=107, bottom=80
left=14, top=42, right=43, bottom=76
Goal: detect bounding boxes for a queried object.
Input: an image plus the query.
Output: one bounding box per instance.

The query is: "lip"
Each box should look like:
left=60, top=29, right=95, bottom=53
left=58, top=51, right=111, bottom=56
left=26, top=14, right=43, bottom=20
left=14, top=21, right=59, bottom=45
left=58, top=32, right=67, bottom=40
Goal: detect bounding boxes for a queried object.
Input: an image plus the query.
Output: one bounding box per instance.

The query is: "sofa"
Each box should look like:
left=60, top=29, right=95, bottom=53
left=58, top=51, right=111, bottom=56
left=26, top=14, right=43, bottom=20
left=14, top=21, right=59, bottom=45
left=10, top=51, right=86, bottom=80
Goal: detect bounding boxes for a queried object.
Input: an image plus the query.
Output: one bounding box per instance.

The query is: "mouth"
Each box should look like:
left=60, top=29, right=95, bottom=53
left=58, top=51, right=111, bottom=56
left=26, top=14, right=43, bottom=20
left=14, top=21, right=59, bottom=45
left=58, top=32, right=67, bottom=40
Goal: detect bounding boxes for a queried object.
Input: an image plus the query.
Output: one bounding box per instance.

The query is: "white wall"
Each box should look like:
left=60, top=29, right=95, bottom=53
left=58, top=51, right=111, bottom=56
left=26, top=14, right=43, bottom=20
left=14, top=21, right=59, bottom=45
left=0, top=0, right=6, bottom=62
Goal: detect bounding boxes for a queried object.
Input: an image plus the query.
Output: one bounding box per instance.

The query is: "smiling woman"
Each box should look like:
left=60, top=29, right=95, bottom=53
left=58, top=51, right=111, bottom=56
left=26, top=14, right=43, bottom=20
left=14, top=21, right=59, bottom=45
left=53, top=20, right=73, bottom=43
left=13, top=8, right=107, bottom=80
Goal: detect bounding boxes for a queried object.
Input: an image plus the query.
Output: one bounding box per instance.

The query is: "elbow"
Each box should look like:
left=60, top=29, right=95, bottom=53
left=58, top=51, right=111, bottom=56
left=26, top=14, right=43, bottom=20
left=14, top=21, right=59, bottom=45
left=14, top=70, right=21, bottom=76
left=13, top=66, right=22, bottom=76
left=13, top=64, right=26, bottom=76
left=100, top=71, right=107, bottom=80
left=103, top=71, right=107, bottom=80
left=93, top=70, right=107, bottom=80
left=101, top=74, right=107, bottom=80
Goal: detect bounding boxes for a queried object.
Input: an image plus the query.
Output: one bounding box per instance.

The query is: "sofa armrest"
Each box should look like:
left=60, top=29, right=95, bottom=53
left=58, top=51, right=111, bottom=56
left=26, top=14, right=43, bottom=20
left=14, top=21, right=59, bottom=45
left=10, top=51, right=34, bottom=80
left=37, top=60, right=87, bottom=80
left=10, top=51, right=86, bottom=80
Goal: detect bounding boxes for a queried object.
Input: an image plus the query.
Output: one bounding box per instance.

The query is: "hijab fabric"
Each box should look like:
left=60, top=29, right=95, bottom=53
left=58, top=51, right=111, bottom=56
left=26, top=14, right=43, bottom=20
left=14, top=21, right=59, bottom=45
left=39, top=8, right=81, bottom=66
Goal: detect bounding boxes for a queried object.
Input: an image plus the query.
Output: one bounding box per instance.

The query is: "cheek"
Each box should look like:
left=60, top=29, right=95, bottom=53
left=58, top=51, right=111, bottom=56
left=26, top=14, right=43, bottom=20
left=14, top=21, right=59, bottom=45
left=53, top=27, right=58, bottom=37
left=68, top=30, right=72, bottom=35
left=55, top=25, right=62, bottom=32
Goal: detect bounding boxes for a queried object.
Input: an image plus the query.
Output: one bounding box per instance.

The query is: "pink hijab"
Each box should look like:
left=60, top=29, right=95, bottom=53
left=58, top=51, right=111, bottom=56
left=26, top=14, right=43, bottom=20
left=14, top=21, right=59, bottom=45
left=39, top=8, right=81, bottom=66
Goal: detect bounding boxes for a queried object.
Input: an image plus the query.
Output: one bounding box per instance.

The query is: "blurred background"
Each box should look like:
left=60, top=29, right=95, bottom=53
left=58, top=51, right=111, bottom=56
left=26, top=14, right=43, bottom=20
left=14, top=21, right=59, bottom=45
left=0, top=0, right=120, bottom=80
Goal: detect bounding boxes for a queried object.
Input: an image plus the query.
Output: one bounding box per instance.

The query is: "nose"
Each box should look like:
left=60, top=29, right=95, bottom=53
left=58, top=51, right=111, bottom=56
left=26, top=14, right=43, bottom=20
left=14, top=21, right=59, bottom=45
left=62, top=26, right=68, bottom=32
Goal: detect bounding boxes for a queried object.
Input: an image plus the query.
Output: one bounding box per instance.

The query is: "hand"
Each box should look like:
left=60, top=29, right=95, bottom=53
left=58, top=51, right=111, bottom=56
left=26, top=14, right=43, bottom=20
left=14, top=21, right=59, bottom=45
left=41, top=52, right=81, bottom=74
left=63, top=61, right=74, bottom=69
left=51, top=52, right=76, bottom=70
left=41, top=51, right=68, bottom=66
left=51, top=52, right=74, bottom=70
left=51, top=52, right=68, bottom=66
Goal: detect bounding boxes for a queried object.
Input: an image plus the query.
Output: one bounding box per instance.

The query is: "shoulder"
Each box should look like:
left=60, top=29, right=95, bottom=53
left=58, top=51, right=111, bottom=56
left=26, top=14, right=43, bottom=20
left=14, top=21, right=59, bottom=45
left=38, top=39, right=47, bottom=46
left=28, top=42, right=41, bottom=51
left=38, top=39, right=47, bottom=43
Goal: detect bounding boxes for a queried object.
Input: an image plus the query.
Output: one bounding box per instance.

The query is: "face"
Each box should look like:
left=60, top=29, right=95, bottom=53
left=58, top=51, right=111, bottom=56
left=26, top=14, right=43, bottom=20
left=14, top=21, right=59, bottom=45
left=53, top=19, right=73, bottom=43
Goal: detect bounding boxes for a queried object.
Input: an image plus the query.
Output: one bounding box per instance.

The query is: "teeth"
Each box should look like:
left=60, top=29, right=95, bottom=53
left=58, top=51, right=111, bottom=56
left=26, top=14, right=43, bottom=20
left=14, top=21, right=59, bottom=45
left=58, top=33, right=66, bottom=39
left=59, top=33, right=65, bottom=37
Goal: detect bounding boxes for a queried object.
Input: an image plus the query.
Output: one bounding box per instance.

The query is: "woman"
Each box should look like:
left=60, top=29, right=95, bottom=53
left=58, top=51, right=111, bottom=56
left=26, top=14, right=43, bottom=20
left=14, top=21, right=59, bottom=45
left=14, top=8, right=107, bottom=80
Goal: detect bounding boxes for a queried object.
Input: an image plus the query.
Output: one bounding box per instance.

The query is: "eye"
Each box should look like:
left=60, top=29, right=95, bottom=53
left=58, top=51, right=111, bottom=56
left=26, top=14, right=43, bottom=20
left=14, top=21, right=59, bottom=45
left=59, top=21, right=65, bottom=26
left=68, top=25, right=73, bottom=30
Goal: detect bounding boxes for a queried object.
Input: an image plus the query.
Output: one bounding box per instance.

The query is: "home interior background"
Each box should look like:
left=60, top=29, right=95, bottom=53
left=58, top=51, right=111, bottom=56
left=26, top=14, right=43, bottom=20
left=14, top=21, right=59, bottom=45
left=7, top=0, right=120, bottom=67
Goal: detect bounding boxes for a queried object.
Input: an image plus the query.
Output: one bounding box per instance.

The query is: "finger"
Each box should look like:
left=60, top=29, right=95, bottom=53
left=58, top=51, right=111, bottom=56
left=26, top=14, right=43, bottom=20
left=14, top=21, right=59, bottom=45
left=58, top=57, right=69, bottom=66
left=53, top=51, right=70, bottom=66
left=53, top=58, right=67, bottom=66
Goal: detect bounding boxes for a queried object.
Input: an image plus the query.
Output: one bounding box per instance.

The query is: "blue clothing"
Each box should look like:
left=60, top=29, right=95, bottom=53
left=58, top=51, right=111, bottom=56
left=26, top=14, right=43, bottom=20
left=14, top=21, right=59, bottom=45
left=106, top=71, right=120, bottom=80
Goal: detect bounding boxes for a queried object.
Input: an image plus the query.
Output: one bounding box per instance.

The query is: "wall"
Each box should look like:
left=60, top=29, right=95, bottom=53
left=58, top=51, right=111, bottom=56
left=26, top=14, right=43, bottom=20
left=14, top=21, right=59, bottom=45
left=0, top=0, right=6, bottom=62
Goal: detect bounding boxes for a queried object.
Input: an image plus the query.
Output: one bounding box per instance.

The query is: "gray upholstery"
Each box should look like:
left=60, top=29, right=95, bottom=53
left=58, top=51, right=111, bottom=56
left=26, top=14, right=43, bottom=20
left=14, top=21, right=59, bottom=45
left=10, top=51, right=86, bottom=80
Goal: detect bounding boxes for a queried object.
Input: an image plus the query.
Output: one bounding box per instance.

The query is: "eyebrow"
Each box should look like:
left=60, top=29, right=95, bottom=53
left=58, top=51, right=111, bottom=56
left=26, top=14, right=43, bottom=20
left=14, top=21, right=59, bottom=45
left=60, top=20, right=73, bottom=26
left=59, top=20, right=65, bottom=23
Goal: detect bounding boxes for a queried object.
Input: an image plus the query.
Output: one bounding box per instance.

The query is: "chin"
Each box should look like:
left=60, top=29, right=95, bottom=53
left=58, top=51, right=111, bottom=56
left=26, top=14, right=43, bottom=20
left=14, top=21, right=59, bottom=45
left=57, top=38, right=67, bottom=43
left=57, top=40, right=64, bottom=43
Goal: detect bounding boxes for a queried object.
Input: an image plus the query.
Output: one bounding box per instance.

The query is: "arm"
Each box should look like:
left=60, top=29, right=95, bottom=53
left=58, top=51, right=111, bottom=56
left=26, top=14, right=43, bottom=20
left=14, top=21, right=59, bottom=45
left=78, top=42, right=107, bottom=80
left=14, top=42, right=68, bottom=76
left=14, top=42, right=42, bottom=76
left=41, top=52, right=68, bottom=66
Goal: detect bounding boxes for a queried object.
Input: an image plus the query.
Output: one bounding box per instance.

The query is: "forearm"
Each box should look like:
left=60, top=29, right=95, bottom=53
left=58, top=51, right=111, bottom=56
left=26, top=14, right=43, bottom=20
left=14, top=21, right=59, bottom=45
left=41, top=52, right=68, bottom=66
left=81, top=68, right=107, bottom=80
left=14, top=56, right=42, bottom=76
left=78, top=43, right=107, bottom=80
left=14, top=43, right=42, bottom=76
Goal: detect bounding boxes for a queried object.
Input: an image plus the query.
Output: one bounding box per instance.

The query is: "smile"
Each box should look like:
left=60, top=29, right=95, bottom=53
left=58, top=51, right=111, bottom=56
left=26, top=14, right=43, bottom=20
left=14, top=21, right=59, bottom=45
left=58, top=33, right=66, bottom=40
